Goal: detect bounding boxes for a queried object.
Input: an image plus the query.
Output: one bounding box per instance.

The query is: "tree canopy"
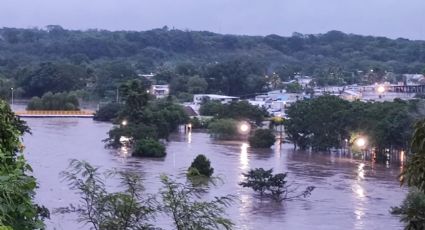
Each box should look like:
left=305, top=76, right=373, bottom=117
left=285, top=95, right=421, bottom=152
left=1, top=27, right=425, bottom=101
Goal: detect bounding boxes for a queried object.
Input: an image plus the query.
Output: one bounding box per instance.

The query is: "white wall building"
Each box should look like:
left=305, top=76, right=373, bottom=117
left=150, top=85, right=169, bottom=98
left=193, top=94, right=239, bottom=105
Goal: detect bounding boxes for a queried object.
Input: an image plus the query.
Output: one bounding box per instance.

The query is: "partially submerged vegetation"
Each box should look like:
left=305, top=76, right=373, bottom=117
left=58, top=159, right=234, bottom=230
left=103, top=80, right=188, bottom=157
left=27, top=91, right=80, bottom=111
left=240, top=168, right=315, bottom=202
left=285, top=95, right=421, bottom=154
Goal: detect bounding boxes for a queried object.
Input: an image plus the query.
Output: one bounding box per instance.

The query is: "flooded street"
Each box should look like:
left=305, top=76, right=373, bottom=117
left=22, top=118, right=406, bottom=230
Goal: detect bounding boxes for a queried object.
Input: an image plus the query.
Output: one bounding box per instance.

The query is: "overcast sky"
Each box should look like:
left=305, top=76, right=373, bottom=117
left=1, top=0, right=424, bottom=40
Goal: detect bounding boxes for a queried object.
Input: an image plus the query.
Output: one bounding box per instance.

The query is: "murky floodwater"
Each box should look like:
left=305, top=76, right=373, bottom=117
left=22, top=118, right=406, bottom=230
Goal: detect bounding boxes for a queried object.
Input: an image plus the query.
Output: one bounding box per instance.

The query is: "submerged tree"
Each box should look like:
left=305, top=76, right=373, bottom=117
left=187, top=154, right=214, bottom=178
left=59, top=160, right=234, bottom=230
left=58, top=160, right=156, bottom=230
left=0, top=100, right=48, bottom=229
left=159, top=175, right=234, bottom=230
left=248, top=129, right=276, bottom=148
left=240, top=168, right=315, bottom=202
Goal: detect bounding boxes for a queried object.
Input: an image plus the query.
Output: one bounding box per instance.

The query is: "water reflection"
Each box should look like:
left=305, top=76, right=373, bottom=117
left=119, top=145, right=130, bottom=157
left=187, top=132, right=192, bottom=144
left=357, top=163, right=365, bottom=181
left=240, top=143, right=249, bottom=171
left=354, top=162, right=366, bottom=229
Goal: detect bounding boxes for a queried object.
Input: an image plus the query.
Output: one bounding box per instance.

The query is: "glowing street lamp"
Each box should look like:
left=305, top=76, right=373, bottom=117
left=376, top=85, right=385, bottom=94
left=121, top=120, right=128, bottom=126
left=355, top=137, right=366, bottom=148
left=239, top=122, right=251, bottom=135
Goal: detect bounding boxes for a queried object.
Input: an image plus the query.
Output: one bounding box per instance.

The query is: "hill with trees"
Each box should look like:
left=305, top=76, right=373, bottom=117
left=0, top=26, right=424, bottom=100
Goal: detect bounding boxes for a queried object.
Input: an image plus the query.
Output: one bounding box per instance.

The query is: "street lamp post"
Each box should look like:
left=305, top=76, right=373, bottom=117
left=10, top=87, right=14, bottom=111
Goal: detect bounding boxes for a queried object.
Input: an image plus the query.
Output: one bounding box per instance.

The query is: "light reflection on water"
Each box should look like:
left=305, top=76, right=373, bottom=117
left=22, top=119, right=407, bottom=230
left=240, top=143, right=249, bottom=171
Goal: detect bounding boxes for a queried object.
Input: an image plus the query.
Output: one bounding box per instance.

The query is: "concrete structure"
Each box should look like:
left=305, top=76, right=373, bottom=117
left=193, top=94, right=239, bottom=105
left=150, top=84, right=169, bottom=98
left=295, top=75, right=313, bottom=87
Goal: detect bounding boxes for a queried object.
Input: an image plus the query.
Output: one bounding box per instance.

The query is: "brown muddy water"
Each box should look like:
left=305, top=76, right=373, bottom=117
left=22, top=118, right=406, bottom=230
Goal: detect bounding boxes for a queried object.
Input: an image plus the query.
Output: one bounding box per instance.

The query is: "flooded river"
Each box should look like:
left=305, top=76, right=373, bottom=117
left=22, top=118, right=406, bottom=230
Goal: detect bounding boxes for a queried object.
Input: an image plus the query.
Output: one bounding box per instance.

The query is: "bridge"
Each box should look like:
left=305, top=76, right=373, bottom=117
left=15, top=110, right=95, bottom=118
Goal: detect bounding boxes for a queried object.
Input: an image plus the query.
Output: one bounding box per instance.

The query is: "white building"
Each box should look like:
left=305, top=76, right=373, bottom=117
left=295, top=75, right=313, bottom=87
left=150, top=85, right=169, bottom=98
left=193, top=94, right=239, bottom=105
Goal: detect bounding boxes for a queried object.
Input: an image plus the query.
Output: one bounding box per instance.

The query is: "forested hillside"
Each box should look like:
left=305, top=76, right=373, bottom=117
left=0, top=25, right=424, bottom=100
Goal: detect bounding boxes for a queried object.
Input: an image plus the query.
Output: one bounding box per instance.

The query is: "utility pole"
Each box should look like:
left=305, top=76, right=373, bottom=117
left=10, top=87, right=14, bottom=111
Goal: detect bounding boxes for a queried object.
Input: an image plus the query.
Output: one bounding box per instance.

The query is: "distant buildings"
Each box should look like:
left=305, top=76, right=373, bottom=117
left=192, top=94, right=239, bottom=105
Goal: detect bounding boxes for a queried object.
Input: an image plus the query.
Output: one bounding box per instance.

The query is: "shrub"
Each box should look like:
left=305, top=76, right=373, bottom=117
left=133, top=139, right=166, bottom=158
left=249, top=129, right=276, bottom=148
left=208, top=118, right=238, bottom=140
left=93, top=103, right=123, bottom=122
left=391, top=188, right=425, bottom=229
left=189, top=117, right=210, bottom=129
left=26, top=92, right=79, bottom=111
left=188, top=154, right=214, bottom=177
left=240, top=168, right=315, bottom=202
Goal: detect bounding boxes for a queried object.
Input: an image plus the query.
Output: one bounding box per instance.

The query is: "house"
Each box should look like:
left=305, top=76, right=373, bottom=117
left=193, top=94, right=239, bottom=105
left=295, top=75, right=313, bottom=87
left=150, top=85, right=169, bottom=98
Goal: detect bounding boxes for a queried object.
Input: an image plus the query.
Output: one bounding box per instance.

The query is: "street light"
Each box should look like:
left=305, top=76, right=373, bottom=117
left=376, top=85, right=385, bottom=94
left=121, top=120, right=128, bottom=126
left=10, top=88, right=14, bottom=110
left=355, top=137, right=366, bottom=148
left=239, top=122, right=250, bottom=135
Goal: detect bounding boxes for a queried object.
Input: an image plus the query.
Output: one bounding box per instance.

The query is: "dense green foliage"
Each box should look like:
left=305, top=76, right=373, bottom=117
left=249, top=129, right=276, bottom=148
left=17, top=62, right=89, bottom=97
left=58, top=160, right=156, bottom=229
left=59, top=160, right=234, bottom=230
left=0, top=100, right=48, bottom=229
left=188, top=154, right=214, bottom=177
left=133, top=139, right=166, bottom=158
left=207, top=119, right=238, bottom=140
left=93, top=103, right=124, bottom=122
left=391, top=189, right=425, bottom=230
left=26, top=91, right=80, bottom=110
left=239, top=168, right=314, bottom=201
left=200, top=100, right=268, bottom=124
left=394, top=119, right=425, bottom=229
left=401, top=120, right=425, bottom=192
left=105, top=80, right=188, bottom=157
left=285, top=95, right=421, bottom=152
left=1, top=27, right=425, bottom=101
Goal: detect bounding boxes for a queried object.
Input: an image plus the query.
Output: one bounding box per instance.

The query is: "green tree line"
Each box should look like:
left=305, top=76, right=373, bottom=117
left=285, top=95, right=422, bottom=154
left=1, top=27, right=425, bottom=101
